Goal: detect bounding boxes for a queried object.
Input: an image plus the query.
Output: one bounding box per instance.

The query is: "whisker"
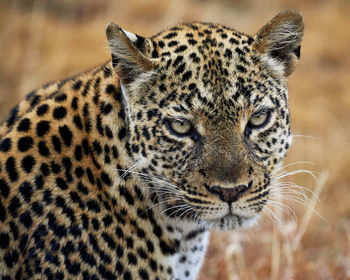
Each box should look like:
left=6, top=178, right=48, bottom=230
left=117, top=169, right=175, bottom=184
left=262, top=206, right=282, bottom=226
left=271, top=169, right=321, bottom=182
left=115, top=162, right=141, bottom=184
left=291, top=134, right=319, bottom=140
left=179, top=205, right=196, bottom=221
left=271, top=161, right=315, bottom=175
left=276, top=194, right=327, bottom=222
left=271, top=182, right=321, bottom=202
left=165, top=204, right=193, bottom=222
left=270, top=187, right=315, bottom=204
left=161, top=203, right=188, bottom=216
left=143, top=197, right=183, bottom=214
left=267, top=200, right=295, bottom=217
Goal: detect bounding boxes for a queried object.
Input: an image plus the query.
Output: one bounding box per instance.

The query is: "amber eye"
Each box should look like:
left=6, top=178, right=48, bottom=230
left=248, top=110, right=271, bottom=128
left=168, top=118, right=193, bottom=135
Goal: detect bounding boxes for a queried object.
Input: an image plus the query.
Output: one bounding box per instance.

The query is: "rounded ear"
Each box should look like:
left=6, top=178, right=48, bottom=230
left=253, top=10, right=304, bottom=76
left=106, top=23, right=155, bottom=84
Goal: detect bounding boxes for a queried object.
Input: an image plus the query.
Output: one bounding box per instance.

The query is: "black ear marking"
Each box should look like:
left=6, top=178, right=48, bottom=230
left=134, top=35, right=146, bottom=52
left=111, top=54, right=120, bottom=68
left=293, top=45, right=301, bottom=59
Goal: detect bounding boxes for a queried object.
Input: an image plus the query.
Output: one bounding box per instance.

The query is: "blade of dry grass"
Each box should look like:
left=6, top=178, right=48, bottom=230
left=291, top=173, right=328, bottom=251
left=225, top=232, right=245, bottom=280
left=271, top=224, right=281, bottom=280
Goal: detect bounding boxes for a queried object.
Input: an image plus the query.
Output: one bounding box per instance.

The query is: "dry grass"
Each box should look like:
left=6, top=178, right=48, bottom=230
left=0, top=0, right=349, bottom=279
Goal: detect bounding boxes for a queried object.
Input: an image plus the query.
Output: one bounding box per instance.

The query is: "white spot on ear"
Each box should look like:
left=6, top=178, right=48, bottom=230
left=120, top=82, right=132, bottom=122
left=261, top=53, right=285, bottom=76
left=122, top=30, right=137, bottom=42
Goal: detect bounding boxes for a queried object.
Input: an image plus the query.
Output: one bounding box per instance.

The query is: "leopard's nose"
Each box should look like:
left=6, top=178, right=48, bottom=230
left=205, top=184, right=249, bottom=203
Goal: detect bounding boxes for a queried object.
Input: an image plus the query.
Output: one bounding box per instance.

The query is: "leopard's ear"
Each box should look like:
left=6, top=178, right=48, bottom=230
left=253, top=10, right=304, bottom=76
left=106, top=23, right=154, bottom=84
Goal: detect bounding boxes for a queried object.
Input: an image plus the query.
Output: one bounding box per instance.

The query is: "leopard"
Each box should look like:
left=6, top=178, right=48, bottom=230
left=0, top=10, right=304, bottom=280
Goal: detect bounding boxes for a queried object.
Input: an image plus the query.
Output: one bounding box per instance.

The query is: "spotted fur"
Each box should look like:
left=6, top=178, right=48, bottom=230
left=0, top=10, right=303, bottom=279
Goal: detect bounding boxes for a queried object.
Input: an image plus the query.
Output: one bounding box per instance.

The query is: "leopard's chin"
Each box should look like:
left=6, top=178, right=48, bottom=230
left=203, top=213, right=259, bottom=231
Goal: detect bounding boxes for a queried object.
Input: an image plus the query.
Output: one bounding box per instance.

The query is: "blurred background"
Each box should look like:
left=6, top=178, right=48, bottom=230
left=0, top=0, right=349, bottom=279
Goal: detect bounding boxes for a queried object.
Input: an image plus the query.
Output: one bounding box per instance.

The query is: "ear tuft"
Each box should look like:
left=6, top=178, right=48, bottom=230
left=254, top=10, right=304, bottom=76
left=106, top=23, right=153, bottom=84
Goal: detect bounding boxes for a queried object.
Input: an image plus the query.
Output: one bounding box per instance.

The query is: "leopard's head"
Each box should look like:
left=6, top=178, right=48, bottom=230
left=107, top=10, right=304, bottom=230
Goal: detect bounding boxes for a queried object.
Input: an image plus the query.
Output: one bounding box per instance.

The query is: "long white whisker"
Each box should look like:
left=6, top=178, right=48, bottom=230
left=143, top=197, right=183, bottom=214
left=271, top=182, right=321, bottom=202
left=291, top=134, right=319, bottom=140
left=270, top=187, right=315, bottom=205
left=271, top=169, right=321, bottom=182
left=117, top=169, right=175, bottom=184
left=116, top=162, right=141, bottom=184
left=161, top=203, right=187, bottom=216
left=267, top=200, right=295, bottom=217
left=262, top=206, right=282, bottom=226
left=165, top=204, right=193, bottom=222
left=271, top=161, right=315, bottom=175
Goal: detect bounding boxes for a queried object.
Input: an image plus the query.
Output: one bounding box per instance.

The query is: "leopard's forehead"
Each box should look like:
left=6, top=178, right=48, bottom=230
left=151, top=22, right=256, bottom=72
left=142, top=22, right=281, bottom=115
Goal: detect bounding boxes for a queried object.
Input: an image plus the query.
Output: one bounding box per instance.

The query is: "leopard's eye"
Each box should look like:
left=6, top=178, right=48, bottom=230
left=168, top=118, right=193, bottom=135
left=248, top=110, right=271, bottom=128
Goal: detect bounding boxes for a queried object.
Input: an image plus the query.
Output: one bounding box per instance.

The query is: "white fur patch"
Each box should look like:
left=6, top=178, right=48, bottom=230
left=122, top=30, right=137, bottom=42
left=261, top=53, right=286, bottom=76
left=120, top=82, right=132, bottom=122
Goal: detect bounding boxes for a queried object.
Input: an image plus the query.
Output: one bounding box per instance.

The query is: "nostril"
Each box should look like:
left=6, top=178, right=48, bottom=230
left=233, top=184, right=249, bottom=200
left=205, top=184, right=249, bottom=203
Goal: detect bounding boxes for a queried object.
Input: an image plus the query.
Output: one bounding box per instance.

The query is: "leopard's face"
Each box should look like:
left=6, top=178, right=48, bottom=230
left=107, top=12, right=303, bottom=230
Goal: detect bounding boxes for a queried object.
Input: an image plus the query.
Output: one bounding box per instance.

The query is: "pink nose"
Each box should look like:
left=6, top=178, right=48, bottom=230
left=205, top=184, right=249, bottom=203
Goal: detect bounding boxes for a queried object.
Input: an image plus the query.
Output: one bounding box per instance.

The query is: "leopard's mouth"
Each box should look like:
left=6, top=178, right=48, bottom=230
left=208, top=193, right=270, bottom=229
left=160, top=194, right=261, bottom=230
